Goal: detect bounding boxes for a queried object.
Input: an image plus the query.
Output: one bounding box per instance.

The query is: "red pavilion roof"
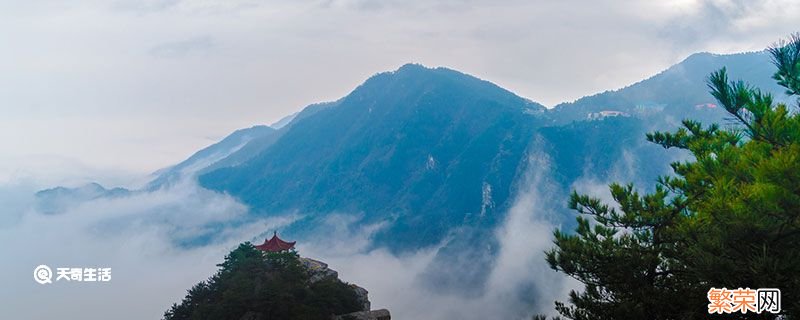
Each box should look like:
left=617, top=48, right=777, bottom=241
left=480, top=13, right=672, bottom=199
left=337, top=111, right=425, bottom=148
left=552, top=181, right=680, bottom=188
left=255, top=232, right=296, bottom=252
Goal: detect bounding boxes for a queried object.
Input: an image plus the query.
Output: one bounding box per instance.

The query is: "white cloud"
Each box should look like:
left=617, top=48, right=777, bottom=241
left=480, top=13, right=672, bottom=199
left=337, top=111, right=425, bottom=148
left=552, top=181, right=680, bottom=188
left=299, top=142, right=578, bottom=319
left=0, top=140, right=583, bottom=320
left=0, top=178, right=295, bottom=320
left=1, top=0, right=798, bottom=174
left=149, top=35, right=216, bottom=59
left=0, top=3, right=795, bottom=317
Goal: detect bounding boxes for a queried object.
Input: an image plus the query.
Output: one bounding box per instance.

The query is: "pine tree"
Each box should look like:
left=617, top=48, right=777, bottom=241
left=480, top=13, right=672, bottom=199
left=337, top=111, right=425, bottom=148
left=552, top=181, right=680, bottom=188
left=545, top=34, right=800, bottom=320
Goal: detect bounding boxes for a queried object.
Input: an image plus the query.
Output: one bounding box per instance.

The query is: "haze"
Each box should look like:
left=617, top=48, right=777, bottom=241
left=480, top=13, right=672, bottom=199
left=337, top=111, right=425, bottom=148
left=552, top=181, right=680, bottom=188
left=1, top=0, right=798, bottom=181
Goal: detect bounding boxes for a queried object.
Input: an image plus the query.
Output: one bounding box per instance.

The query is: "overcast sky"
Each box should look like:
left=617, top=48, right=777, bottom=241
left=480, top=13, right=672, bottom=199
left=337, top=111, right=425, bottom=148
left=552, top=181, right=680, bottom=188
left=1, top=0, right=798, bottom=184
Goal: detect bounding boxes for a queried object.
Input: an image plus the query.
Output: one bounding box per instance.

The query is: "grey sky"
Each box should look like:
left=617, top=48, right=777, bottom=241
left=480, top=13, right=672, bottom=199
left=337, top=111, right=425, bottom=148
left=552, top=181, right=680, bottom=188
left=1, top=0, right=798, bottom=183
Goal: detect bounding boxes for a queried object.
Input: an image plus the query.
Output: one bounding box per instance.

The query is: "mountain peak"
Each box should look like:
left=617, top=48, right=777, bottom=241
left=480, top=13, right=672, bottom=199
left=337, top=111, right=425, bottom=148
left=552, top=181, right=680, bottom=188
left=390, top=63, right=477, bottom=81
left=396, top=62, right=427, bottom=72
left=349, top=63, right=544, bottom=112
left=199, top=62, right=548, bottom=251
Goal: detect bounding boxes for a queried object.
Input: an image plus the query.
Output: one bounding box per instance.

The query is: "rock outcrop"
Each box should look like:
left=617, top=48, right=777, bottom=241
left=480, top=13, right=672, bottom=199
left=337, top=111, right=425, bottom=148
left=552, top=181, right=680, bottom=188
left=301, top=257, right=339, bottom=283
left=300, top=256, right=390, bottom=320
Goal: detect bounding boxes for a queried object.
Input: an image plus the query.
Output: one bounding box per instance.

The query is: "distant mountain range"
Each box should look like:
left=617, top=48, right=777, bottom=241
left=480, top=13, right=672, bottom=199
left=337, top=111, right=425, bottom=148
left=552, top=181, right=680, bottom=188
left=36, top=49, right=788, bottom=293
left=35, top=182, right=131, bottom=214
left=551, top=50, right=783, bottom=123
left=146, top=125, right=276, bottom=190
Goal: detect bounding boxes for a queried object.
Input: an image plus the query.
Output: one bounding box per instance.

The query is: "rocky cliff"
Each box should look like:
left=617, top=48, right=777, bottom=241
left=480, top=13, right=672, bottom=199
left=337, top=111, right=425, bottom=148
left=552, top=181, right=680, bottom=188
left=300, top=257, right=390, bottom=320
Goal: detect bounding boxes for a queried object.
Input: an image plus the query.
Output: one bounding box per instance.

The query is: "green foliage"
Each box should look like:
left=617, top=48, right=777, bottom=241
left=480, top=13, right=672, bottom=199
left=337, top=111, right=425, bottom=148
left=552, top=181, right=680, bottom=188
left=163, top=243, right=361, bottom=320
left=770, top=33, right=800, bottom=97
left=546, top=35, right=800, bottom=319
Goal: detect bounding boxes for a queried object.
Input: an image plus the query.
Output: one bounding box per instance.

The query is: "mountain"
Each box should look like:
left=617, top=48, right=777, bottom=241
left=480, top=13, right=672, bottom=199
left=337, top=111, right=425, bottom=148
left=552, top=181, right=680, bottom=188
left=189, top=53, right=786, bottom=293
left=205, top=101, right=338, bottom=176
left=35, top=183, right=131, bottom=214
left=551, top=50, right=783, bottom=124
left=33, top=103, right=338, bottom=213
left=270, top=112, right=298, bottom=129
left=147, top=125, right=276, bottom=190
left=200, top=64, right=547, bottom=251
left=33, top=50, right=790, bottom=298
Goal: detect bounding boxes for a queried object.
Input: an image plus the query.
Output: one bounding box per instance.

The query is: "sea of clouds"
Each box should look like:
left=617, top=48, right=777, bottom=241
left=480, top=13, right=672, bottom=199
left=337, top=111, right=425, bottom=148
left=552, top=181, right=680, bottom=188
left=0, top=148, right=648, bottom=319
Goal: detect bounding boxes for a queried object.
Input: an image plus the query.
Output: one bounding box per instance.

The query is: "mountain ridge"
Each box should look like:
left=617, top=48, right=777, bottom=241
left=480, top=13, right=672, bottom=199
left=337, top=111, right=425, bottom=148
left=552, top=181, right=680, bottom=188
left=199, top=63, right=547, bottom=252
left=33, top=51, right=787, bottom=296
left=548, top=50, right=782, bottom=124
left=36, top=51, right=790, bottom=255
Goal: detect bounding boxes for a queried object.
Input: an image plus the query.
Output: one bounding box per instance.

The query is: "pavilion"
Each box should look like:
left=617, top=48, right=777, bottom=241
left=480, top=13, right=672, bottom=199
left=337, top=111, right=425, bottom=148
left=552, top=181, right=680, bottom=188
left=255, top=231, right=296, bottom=252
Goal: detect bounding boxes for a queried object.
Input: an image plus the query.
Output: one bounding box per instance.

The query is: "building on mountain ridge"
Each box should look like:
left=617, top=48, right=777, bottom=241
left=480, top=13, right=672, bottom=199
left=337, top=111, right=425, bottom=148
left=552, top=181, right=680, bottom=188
left=587, top=110, right=630, bottom=120
left=255, top=232, right=296, bottom=252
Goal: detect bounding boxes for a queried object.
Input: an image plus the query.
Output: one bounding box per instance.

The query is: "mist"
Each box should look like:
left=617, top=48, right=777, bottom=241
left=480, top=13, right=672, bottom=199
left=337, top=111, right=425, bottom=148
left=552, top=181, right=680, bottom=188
left=0, top=125, right=686, bottom=319
left=301, top=139, right=579, bottom=319
left=0, top=141, right=647, bottom=320
left=0, top=177, right=294, bottom=319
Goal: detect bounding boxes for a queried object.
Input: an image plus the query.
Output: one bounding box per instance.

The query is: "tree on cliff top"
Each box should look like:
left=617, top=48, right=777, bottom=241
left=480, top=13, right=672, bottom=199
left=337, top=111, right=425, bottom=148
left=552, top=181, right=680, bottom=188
left=163, top=243, right=361, bottom=320
left=545, top=34, right=800, bottom=319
